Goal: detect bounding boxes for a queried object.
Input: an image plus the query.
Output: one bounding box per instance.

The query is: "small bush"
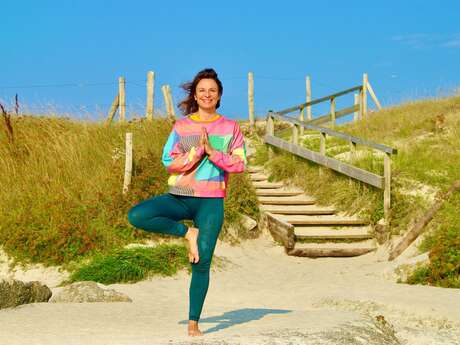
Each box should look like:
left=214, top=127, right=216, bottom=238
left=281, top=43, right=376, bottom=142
left=68, top=244, right=189, bottom=285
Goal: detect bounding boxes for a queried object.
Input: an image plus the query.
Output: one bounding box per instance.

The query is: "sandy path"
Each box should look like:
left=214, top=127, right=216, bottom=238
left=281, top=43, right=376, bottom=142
left=1, top=233, right=460, bottom=345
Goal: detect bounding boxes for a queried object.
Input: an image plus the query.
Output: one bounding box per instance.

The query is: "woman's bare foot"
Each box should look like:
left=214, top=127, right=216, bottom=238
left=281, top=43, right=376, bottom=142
left=188, top=320, right=203, bottom=336
left=185, top=227, right=199, bottom=263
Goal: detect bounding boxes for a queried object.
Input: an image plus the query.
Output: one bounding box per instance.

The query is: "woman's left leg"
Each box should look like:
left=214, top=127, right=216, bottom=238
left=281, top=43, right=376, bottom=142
left=187, top=197, right=224, bottom=322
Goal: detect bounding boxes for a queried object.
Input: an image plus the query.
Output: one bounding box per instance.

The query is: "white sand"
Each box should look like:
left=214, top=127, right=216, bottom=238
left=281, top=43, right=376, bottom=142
left=1, top=232, right=460, bottom=345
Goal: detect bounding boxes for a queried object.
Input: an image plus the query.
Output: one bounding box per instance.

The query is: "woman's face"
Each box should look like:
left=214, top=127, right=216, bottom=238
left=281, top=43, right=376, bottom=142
left=194, top=78, right=220, bottom=111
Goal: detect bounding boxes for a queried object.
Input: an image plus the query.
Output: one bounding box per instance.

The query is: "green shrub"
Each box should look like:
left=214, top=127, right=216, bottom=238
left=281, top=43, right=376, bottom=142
left=68, top=244, right=189, bottom=284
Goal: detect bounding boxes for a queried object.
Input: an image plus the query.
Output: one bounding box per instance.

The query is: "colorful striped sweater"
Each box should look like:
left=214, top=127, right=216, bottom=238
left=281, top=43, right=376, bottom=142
left=161, top=114, right=246, bottom=198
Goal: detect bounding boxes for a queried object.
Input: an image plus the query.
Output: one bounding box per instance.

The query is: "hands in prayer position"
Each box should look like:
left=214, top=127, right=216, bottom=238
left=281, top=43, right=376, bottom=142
left=200, top=127, right=216, bottom=156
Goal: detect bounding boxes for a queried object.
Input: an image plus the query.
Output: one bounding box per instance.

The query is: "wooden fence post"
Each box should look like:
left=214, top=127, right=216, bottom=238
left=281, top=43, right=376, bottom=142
left=248, top=72, right=255, bottom=128
left=330, top=97, right=336, bottom=128
left=362, top=73, right=368, bottom=118
left=384, top=152, right=391, bottom=223
left=123, top=132, right=133, bottom=195
left=146, top=71, right=154, bottom=121
left=161, top=85, right=171, bottom=118
left=354, top=93, right=359, bottom=122
left=105, top=94, right=119, bottom=126
left=119, top=77, right=126, bottom=122
left=166, top=85, right=175, bottom=119
left=306, top=76, right=312, bottom=120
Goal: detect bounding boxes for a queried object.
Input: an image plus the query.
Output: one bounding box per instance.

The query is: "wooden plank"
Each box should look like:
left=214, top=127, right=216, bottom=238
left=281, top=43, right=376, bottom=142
left=330, top=97, right=336, bottom=128
left=265, top=212, right=295, bottom=249
left=264, top=135, right=384, bottom=188
left=287, top=241, right=375, bottom=257
left=268, top=113, right=397, bottom=154
left=258, top=196, right=316, bottom=205
left=306, top=104, right=359, bottom=126
left=277, top=85, right=362, bottom=115
left=252, top=182, right=283, bottom=189
left=261, top=205, right=335, bottom=215
left=256, top=189, right=303, bottom=197
left=294, top=227, right=372, bottom=239
left=250, top=174, right=268, bottom=181
left=389, top=180, right=460, bottom=261
left=247, top=166, right=264, bottom=173
left=279, top=215, right=368, bottom=226
left=367, top=80, right=382, bottom=110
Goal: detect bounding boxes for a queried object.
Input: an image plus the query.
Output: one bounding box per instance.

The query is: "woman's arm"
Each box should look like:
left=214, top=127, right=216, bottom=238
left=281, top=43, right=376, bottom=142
left=207, top=122, right=246, bottom=173
left=162, top=128, right=204, bottom=173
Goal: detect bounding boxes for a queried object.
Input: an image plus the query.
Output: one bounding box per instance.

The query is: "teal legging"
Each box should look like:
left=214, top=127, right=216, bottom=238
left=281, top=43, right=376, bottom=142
left=127, top=193, right=224, bottom=321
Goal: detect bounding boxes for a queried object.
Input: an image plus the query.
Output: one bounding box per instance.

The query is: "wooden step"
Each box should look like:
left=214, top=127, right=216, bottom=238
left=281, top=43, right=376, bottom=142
left=287, top=241, right=376, bottom=257
left=250, top=173, right=268, bottom=181
left=252, top=182, right=284, bottom=189
left=294, top=226, right=373, bottom=240
left=256, top=189, right=304, bottom=197
left=261, top=205, right=336, bottom=215
left=247, top=166, right=264, bottom=173
left=276, top=215, right=368, bottom=226
left=258, top=196, right=316, bottom=205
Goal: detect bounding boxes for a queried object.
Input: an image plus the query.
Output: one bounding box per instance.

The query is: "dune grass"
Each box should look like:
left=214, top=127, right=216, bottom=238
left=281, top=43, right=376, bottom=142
left=68, top=244, right=190, bottom=285
left=0, top=115, right=259, bottom=274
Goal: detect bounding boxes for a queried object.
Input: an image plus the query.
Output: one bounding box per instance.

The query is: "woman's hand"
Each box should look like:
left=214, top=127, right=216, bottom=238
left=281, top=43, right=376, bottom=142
left=201, top=127, right=216, bottom=156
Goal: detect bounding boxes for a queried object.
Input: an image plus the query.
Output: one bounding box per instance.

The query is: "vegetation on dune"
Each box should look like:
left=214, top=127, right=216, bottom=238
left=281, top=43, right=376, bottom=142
left=253, top=95, right=460, bottom=288
left=0, top=115, right=259, bottom=280
left=68, top=244, right=190, bottom=285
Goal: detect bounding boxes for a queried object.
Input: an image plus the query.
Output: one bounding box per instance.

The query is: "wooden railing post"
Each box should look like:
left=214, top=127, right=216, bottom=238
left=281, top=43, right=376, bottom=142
left=118, top=76, right=126, bottom=122
left=299, top=107, right=305, bottom=136
left=306, top=76, right=312, bottom=120
left=362, top=73, right=368, bottom=118
left=319, top=131, right=326, bottom=177
left=292, top=123, right=299, bottom=145
left=384, top=152, right=391, bottom=223
left=146, top=71, right=154, bottom=121
left=354, top=93, right=359, bottom=122
left=248, top=72, right=255, bottom=128
left=330, top=97, right=336, bottom=128
left=267, top=112, right=274, bottom=159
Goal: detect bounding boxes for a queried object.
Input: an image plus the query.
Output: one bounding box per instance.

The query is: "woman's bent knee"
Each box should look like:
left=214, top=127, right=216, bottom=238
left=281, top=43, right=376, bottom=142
left=127, top=206, right=143, bottom=228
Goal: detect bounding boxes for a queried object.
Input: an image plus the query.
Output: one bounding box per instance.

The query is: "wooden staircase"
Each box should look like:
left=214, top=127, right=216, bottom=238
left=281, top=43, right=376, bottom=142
left=248, top=165, right=376, bottom=257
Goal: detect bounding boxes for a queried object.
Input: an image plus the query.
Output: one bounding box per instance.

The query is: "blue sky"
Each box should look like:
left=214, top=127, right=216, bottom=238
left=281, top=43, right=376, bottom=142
left=2, top=0, right=460, bottom=121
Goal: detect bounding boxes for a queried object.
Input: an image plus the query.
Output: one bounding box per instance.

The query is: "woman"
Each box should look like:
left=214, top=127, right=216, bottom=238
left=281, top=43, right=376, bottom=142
left=127, top=68, right=246, bottom=336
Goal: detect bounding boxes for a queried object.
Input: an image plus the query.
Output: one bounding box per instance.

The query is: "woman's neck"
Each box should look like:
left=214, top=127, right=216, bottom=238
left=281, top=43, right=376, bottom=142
left=196, top=108, right=217, bottom=121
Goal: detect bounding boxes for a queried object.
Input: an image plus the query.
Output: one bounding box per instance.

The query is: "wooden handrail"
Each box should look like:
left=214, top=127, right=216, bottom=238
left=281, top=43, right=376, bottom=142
left=269, top=111, right=397, bottom=154
left=277, top=85, right=362, bottom=115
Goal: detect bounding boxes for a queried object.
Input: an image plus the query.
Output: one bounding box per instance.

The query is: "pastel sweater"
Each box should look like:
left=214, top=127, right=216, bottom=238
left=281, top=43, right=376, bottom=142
left=161, top=114, right=246, bottom=198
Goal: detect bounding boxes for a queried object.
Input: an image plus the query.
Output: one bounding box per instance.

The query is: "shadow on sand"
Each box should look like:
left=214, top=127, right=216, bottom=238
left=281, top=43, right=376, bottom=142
left=179, top=308, right=292, bottom=334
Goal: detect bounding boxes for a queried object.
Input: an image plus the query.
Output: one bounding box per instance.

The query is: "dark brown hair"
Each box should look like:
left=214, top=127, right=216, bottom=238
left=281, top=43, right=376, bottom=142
left=178, top=68, right=223, bottom=115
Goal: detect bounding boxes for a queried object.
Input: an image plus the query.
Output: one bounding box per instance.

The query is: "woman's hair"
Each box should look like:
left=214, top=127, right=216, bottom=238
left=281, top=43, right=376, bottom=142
left=178, top=68, right=223, bottom=115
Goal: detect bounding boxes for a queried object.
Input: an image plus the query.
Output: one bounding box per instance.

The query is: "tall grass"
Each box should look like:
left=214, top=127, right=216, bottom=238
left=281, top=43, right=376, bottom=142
left=0, top=115, right=259, bottom=269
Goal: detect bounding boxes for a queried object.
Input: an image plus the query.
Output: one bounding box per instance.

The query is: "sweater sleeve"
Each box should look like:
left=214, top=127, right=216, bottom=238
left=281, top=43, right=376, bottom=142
left=162, top=127, right=205, bottom=173
left=208, top=122, right=246, bottom=173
